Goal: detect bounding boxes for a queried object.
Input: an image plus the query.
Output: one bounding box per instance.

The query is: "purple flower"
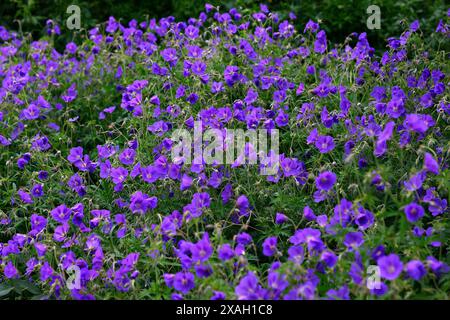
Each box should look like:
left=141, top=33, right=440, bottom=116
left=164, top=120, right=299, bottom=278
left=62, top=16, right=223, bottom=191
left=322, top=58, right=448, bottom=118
left=354, top=206, right=375, bottom=231
left=290, top=228, right=324, bottom=254
left=208, top=171, right=222, bottom=189
left=404, top=202, right=425, bottom=223
left=424, top=152, right=439, bottom=174
left=51, top=204, right=72, bottom=224
left=224, top=65, right=240, bottom=86
left=280, top=157, right=306, bottom=177
left=426, top=256, right=450, bottom=277
left=371, top=171, right=385, bottom=191
left=53, top=223, right=69, bottom=242
left=65, top=42, right=77, bottom=54
left=235, top=272, right=266, bottom=300
left=187, top=45, right=203, bottom=59
left=423, top=188, right=447, bottom=216
left=370, top=282, right=388, bottom=296
left=314, top=30, right=327, bottom=54
left=306, top=65, right=316, bottom=75
left=218, top=244, right=235, bottom=261
left=34, top=242, right=47, bottom=257
left=173, top=272, right=195, bottom=294
left=187, top=93, right=199, bottom=104
left=420, top=92, right=433, bottom=108
left=85, top=234, right=101, bottom=251
left=38, top=170, right=49, bottom=180
left=195, top=264, right=213, bottom=278
left=30, top=214, right=47, bottom=236
left=61, top=83, right=77, bottom=103
left=25, top=258, right=38, bottom=276
left=171, top=293, right=183, bottom=300
left=105, top=16, right=119, bottom=33
left=378, top=254, right=403, bottom=280
left=211, top=81, right=224, bottom=93
left=288, top=245, right=304, bottom=265
left=326, top=285, right=350, bottom=300
left=39, top=262, right=54, bottom=282
left=68, top=147, right=84, bottom=165
left=121, top=80, right=147, bottom=116
left=348, top=253, right=364, bottom=285
left=31, top=184, right=44, bottom=197
left=17, top=153, right=31, bottom=169
left=404, top=172, right=426, bottom=191
left=275, top=213, right=288, bottom=224
left=221, top=183, right=233, bottom=204
left=262, top=236, right=278, bottom=257
left=141, top=165, right=162, bottom=184
left=316, top=171, right=336, bottom=191
left=405, top=260, right=426, bottom=280
left=404, top=113, right=435, bottom=134
left=0, top=134, right=11, bottom=146
left=371, top=86, right=386, bottom=101
left=147, top=120, right=170, bottom=136
left=185, top=25, right=199, bottom=39
left=320, top=250, right=338, bottom=268
left=192, top=233, right=213, bottom=263
left=161, top=48, right=178, bottom=66
left=303, top=206, right=316, bottom=221
left=211, top=291, right=226, bottom=300
left=191, top=61, right=207, bottom=76
left=192, top=192, right=211, bottom=209
left=119, top=148, right=136, bottom=166
left=68, top=173, right=86, bottom=196
left=386, top=99, right=405, bottom=118
left=343, top=231, right=364, bottom=250
left=110, top=167, right=128, bottom=184
left=304, top=19, right=319, bottom=33
left=4, top=261, right=19, bottom=278
left=236, top=232, right=253, bottom=246
left=129, top=191, right=158, bottom=214
left=374, top=121, right=395, bottom=157
left=267, top=271, right=289, bottom=299
left=236, top=195, right=250, bottom=216
left=22, top=104, right=40, bottom=120
left=31, top=134, right=51, bottom=152
left=18, top=189, right=33, bottom=204
left=315, top=135, right=335, bottom=153
left=180, top=174, right=193, bottom=191
left=410, top=20, right=420, bottom=32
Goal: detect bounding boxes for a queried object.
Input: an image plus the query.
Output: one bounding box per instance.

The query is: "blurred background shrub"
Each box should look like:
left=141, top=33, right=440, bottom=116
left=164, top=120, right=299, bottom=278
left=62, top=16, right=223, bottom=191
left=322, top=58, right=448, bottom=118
left=0, top=0, right=447, bottom=50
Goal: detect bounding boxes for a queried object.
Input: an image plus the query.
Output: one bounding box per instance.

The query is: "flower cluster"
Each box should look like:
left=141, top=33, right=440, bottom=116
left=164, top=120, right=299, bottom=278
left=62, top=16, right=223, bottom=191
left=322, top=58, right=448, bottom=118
left=0, top=4, right=449, bottom=300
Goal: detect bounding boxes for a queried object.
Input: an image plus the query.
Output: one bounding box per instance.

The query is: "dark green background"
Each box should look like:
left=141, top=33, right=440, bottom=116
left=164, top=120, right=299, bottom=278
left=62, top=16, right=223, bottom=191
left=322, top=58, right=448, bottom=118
left=0, top=0, right=447, bottom=50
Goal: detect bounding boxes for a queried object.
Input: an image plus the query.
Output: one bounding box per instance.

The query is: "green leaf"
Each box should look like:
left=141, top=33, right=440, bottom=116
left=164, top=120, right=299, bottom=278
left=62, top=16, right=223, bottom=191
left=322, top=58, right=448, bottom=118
left=0, top=284, right=14, bottom=298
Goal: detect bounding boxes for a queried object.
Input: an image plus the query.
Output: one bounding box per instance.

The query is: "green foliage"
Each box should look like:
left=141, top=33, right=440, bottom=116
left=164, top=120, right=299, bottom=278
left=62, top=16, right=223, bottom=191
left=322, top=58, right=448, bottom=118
left=1, top=0, right=448, bottom=50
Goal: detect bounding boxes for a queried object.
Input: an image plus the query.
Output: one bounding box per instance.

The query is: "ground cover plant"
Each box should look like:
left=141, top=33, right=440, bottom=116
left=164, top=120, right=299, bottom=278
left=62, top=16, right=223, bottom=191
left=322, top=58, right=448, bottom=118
left=0, top=4, right=449, bottom=300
